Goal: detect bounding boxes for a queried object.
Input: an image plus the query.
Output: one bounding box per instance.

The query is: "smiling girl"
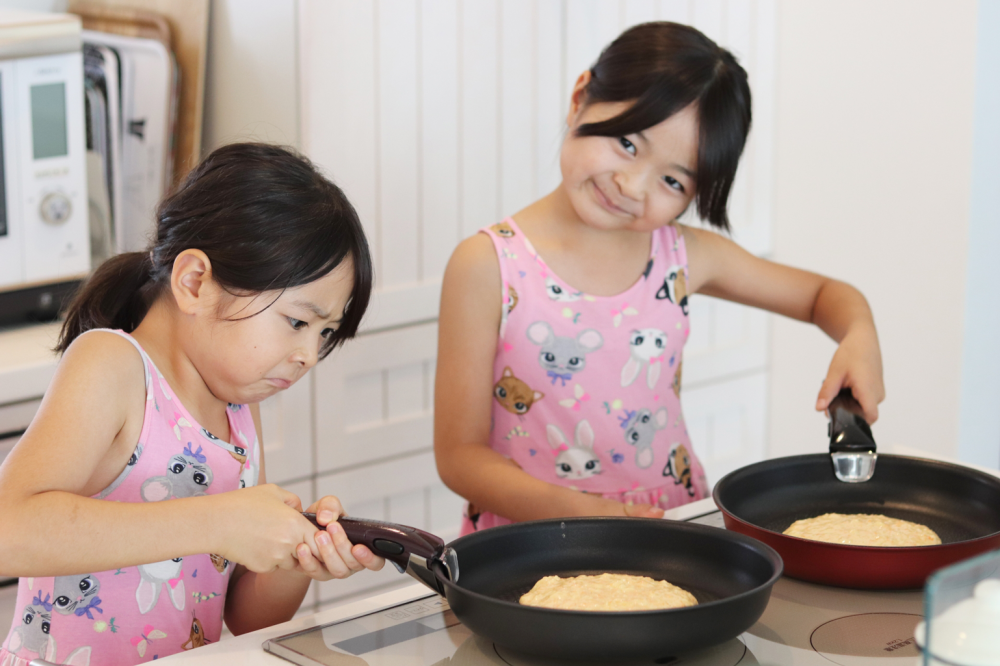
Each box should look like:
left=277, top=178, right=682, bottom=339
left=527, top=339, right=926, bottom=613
left=0, top=143, right=384, bottom=666
left=434, top=22, right=885, bottom=534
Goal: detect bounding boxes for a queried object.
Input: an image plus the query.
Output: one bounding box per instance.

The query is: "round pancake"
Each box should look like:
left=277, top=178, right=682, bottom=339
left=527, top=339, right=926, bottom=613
left=783, top=512, right=941, bottom=547
left=519, top=573, right=697, bottom=612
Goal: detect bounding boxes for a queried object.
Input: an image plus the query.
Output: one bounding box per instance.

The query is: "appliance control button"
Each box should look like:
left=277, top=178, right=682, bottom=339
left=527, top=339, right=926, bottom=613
left=373, top=539, right=405, bottom=555
left=40, top=192, right=72, bottom=224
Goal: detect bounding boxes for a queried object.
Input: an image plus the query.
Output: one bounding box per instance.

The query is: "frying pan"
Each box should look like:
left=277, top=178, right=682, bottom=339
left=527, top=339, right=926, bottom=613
left=306, top=514, right=781, bottom=662
left=713, top=390, right=1000, bottom=589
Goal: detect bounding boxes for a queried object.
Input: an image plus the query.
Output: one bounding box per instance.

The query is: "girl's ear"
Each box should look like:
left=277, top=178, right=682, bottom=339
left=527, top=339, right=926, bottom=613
left=171, top=249, right=215, bottom=315
left=566, top=70, right=593, bottom=127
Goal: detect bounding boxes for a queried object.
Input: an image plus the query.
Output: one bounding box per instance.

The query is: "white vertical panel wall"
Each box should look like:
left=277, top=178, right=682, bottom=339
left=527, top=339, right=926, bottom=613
left=296, top=0, right=778, bottom=607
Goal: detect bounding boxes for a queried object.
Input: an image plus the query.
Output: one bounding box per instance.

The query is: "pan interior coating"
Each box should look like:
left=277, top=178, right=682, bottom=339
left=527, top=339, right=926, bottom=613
left=519, top=573, right=698, bottom=612
left=783, top=513, right=941, bottom=547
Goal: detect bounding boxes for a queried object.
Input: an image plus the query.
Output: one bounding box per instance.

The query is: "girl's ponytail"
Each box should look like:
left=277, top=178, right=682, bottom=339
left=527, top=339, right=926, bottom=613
left=56, top=252, right=157, bottom=353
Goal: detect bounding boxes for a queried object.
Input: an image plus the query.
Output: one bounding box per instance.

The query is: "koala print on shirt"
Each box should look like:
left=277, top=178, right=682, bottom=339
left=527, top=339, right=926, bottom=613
left=140, top=443, right=213, bottom=501
left=622, top=408, right=668, bottom=469
left=526, top=321, right=603, bottom=386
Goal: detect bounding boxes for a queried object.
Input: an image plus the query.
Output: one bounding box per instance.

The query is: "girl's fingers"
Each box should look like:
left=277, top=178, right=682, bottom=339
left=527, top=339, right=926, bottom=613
left=297, top=542, right=333, bottom=581
left=353, top=545, right=385, bottom=571
left=327, top=522, right=365, bottom=573
left=850, top=383, right=880, bottom=424
left=311, top=496, right=347, bottom=527
left=816, top=369, right=846, bottom=413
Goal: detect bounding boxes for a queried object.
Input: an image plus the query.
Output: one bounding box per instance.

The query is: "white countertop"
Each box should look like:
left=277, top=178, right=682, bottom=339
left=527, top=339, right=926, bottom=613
left=0, top=322, right=61, bottom=404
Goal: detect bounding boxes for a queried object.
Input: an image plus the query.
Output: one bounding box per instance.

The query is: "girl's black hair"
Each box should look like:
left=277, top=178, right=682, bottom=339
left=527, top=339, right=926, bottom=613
left=576, top=22, right=752, bottom=231
left=58, top=142, right=373, bottom=359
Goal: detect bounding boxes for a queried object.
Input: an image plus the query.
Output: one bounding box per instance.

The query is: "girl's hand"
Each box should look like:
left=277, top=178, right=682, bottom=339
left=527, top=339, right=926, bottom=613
left=294, top=496, right=385, bottom=581
left=623, top=502, right=665, bottom=519
left=217, top=484, right=322, bottom=574
left=816, top=323, right=885, bottom=424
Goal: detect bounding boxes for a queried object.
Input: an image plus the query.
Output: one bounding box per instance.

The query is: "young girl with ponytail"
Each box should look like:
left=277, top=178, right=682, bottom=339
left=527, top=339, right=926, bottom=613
left=0, top=143, right=383, bottom=666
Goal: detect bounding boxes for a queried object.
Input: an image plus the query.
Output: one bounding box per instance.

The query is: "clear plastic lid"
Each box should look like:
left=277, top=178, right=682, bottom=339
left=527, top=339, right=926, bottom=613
left=916, top=548, right=1000, bottom=666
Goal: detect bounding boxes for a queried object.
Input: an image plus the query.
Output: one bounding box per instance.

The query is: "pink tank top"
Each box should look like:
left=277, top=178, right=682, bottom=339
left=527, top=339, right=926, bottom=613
left=461, top=218, right=709, bottom=534
left=1, top=330, right=260, bottom=666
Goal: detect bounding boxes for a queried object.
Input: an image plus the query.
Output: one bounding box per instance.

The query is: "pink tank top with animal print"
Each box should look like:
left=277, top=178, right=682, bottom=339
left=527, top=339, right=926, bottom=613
left=1, top=330, right=260, bottom=666
left=461, top=218, right=709, bottom=534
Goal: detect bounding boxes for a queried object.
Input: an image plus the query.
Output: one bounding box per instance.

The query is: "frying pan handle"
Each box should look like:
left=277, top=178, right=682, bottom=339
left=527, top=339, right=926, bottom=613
left=302, top=513, right=444, bottom=572
left=828, top=388, right=876, bottom=453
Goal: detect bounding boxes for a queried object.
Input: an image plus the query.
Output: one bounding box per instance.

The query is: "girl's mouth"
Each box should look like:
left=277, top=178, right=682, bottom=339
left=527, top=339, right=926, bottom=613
left=266, top=378, right=292, bottom=389
left=591, top=181, right=628, bottom=216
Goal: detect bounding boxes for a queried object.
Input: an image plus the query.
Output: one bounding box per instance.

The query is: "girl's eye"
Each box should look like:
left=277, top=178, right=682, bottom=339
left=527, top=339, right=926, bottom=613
left=619, top=137, right=636, bottom=155
left=664, top=175, right=685, bottom=193
left=288, top=317, right=307, bottom=330
left=321, top=328, right=336, bottom=340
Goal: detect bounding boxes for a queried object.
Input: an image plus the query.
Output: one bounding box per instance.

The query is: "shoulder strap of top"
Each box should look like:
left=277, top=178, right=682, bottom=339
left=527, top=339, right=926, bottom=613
left=79, top=328, right=152, bottom=392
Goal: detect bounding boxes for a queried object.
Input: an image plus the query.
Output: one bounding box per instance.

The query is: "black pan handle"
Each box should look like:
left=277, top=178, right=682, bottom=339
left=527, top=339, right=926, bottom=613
left=828, top=388, right=876, bottom=453
left=302, top=513, right=444, bottom=571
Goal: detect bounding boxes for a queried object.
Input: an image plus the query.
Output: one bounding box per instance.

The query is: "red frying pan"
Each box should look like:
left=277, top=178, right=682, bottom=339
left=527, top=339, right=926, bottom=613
left=713, top=390, right=1000, bottom=589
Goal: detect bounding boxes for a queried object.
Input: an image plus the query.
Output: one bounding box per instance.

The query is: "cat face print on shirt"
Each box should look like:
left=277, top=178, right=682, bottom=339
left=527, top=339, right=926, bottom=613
left=140, top=443, right=214, bottom=502
left=663, top=443, right=695, bottom=496
left=526, top=321, right=603, bottom=386
left=493, top=367, right=544, bottom=415
left=491, top=221, right=515, bottom=238
left=53, top=574, right=102, bottom=618
left=621, top=328, right=668, bottom=389
left=656, top=265, right=689, bottom=315
left=545, top=277, right=582, bottom=302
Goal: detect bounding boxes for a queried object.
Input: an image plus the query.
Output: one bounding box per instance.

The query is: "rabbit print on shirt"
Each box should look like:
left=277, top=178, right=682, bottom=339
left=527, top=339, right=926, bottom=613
left=136, top=558, right=185, bottom=615
left=621, top=328, right=668, bottom=389
left=547, top=420, right=602, bottom=480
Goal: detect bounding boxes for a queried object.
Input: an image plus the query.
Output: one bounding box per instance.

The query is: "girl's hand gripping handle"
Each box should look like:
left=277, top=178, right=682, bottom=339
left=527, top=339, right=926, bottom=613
left=302, top=513, right=445, bottom=574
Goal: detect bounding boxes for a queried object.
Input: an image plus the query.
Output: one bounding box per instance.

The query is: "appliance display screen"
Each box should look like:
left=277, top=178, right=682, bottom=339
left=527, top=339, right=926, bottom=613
left=30, top=82, right=68, bottom=160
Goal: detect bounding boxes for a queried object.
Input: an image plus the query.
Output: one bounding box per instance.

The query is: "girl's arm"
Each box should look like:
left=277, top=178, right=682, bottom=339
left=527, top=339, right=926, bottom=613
left=0, top=333, right=327, bottom=577
left=682, top=225, right=884, bottom=422
left=224, top=404, right=384, bottom=636
left=434, top=235, right=661, bottom=521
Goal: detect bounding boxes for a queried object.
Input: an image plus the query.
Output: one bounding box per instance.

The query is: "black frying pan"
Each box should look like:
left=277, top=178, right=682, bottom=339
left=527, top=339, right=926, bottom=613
left=713, top=390, right=1000, bottom=588
left=306, top=515, right=781, bottom=662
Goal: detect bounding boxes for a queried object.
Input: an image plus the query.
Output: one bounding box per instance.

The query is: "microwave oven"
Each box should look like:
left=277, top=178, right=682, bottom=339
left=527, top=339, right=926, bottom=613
left=0, top=9, right=89, bottom=324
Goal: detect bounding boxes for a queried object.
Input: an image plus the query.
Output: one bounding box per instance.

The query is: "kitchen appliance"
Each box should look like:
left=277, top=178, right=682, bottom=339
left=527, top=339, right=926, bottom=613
left=713, top=390, right=1000, bottom=589
left=0, top=9, right=90, bottom=325
left=265, top=506, right=927, bottom=666
left=299, top=514, right=782, bottom=662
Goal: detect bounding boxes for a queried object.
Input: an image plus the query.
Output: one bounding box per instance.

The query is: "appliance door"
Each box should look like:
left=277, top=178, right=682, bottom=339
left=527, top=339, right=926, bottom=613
left=713, top=454, right=1000, bottom=589
left=317, top=515, right=782, bottom=663
left=0, top=59, right=23, bottom=289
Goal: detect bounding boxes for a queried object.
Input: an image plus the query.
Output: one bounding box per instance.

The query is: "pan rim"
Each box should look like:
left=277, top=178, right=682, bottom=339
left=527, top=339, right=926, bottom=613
left=434, top=516, right=784, bottom=617
left=713, top=453, right=1000, bottom=549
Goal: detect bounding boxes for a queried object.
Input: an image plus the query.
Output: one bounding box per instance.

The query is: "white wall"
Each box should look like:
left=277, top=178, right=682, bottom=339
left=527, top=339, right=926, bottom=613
left=957, top=0, right=1000, bottom=468
left=767, top=1, right=980, bottom=461
left=201, top=0, right=299, bottom=152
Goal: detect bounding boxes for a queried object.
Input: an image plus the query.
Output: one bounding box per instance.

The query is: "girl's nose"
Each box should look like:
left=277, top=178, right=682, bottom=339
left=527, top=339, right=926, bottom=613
left=612, top=169, right=644, bottom=202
